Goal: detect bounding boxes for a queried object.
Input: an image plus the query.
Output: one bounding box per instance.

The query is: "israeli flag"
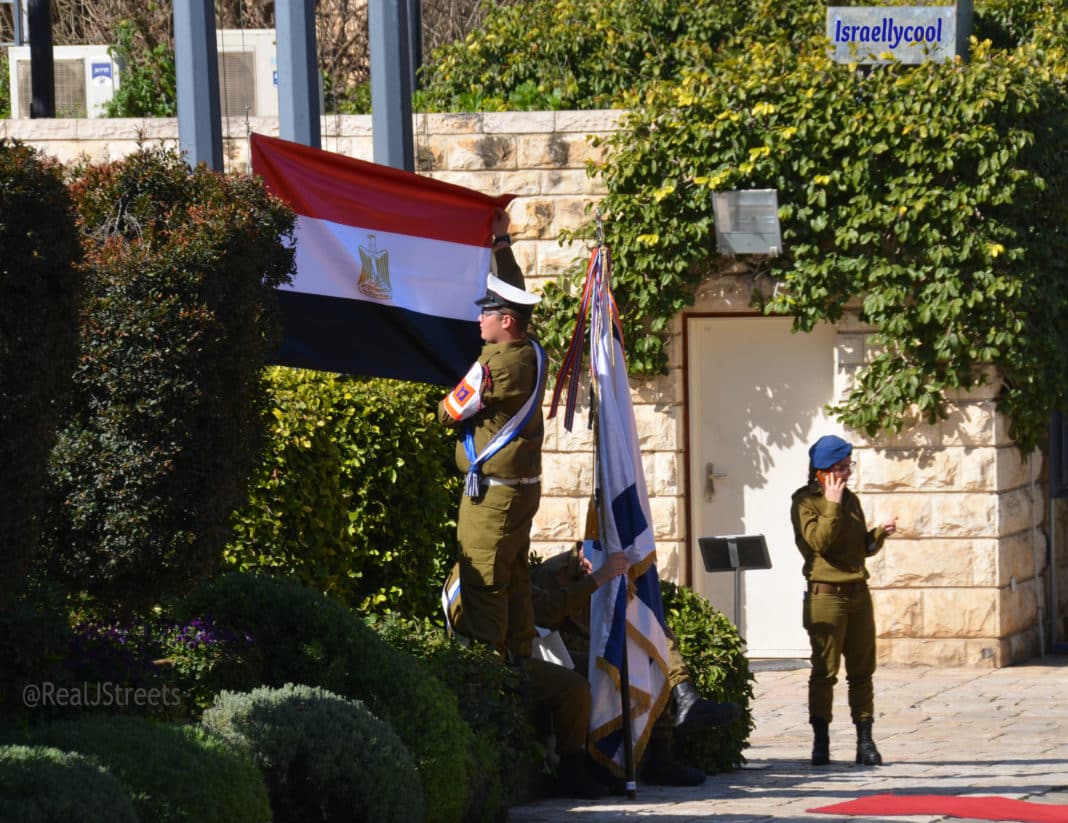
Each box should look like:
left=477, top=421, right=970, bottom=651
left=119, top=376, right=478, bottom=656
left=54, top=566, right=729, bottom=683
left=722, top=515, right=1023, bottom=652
left=583, top=248, right=671, bottom=776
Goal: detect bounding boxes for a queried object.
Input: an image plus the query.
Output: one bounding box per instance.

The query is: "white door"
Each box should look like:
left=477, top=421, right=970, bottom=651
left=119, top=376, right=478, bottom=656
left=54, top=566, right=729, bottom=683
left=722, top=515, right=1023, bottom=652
left=687, top=315, right=837, bottom=657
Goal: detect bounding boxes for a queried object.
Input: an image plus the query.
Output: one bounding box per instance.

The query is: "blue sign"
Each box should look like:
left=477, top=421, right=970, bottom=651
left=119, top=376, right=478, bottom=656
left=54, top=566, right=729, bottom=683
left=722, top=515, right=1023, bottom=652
left=91, top=62, right=114, bottom=82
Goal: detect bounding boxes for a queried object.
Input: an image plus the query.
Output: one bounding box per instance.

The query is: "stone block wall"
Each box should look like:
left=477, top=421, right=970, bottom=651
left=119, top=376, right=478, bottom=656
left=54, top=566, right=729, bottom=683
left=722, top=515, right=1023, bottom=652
left=836, top=311, right=1048, bottom=666
left=3, top=110, right=1060, bottom=665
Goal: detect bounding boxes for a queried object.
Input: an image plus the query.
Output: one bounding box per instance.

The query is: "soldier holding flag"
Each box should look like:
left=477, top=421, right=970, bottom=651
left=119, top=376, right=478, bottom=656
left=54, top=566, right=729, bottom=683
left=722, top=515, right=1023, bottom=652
left=438, top=211, right=546, bottom=662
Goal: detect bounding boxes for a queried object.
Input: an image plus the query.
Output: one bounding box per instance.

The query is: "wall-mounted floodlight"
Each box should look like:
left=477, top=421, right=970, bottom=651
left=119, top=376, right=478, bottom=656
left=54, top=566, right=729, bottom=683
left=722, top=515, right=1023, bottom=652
left=712, top=189, right=782, bottom=256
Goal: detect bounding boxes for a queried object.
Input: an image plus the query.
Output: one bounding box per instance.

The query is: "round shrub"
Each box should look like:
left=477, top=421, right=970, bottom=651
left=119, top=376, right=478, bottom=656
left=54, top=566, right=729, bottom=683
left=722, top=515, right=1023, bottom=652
left=176, top=572, right=473, bottom=823
left=26, top=714, right=269, bottom=823
left=368, top=613, right=546, bottom=817
left=661, top=580, right=755, bottom=773
left=0, top=744, right=137, bottom=822
left=202, top=683, right=424, bottom=823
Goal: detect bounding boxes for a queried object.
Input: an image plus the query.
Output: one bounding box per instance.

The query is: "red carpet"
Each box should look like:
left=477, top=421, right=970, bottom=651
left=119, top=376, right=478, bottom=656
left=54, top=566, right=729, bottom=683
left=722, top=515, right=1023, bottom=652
left=808, top=794, right=1068, bottom=823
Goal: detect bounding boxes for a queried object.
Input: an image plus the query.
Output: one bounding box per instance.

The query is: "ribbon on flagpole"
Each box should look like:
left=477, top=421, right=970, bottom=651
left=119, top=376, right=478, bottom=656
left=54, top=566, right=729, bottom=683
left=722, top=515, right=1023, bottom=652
left=547, top=246, right=601, bottom=431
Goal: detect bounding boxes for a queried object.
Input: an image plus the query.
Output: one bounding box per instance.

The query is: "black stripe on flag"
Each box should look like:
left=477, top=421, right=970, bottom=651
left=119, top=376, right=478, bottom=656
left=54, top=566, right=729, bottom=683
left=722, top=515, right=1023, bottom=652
left=273, top=290, right=482, bottom=386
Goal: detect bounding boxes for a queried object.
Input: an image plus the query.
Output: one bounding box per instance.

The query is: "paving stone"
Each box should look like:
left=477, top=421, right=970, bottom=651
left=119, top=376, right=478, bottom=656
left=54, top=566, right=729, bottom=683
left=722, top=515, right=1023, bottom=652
left=508, top=655, right=1068, bottom=821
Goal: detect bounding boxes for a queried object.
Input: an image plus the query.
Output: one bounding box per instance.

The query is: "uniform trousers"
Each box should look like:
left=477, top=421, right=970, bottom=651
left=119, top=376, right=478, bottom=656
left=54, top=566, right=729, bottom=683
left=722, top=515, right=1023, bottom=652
left=456, top=482, right=540, bottom=659
left=803, top=585, right=876, bottom=724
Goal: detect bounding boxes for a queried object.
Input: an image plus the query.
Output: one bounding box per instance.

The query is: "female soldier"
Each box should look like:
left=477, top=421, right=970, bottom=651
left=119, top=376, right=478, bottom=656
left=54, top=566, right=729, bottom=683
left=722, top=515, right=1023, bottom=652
left=790, top=435, right=897, bottom=766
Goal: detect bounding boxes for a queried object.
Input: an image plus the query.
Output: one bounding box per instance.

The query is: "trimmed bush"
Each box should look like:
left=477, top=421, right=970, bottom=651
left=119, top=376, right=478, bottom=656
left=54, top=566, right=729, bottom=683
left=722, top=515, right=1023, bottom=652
left=226, top=369, right=460, bottom=619
left=39, top=146, right=295, bottom=609
left=0, top=744, right=137, bottom=822
left=0, top=140, right=82, bottom=611
left=368, top=613, right=545, bottom=818
left=203, top=683, right=423, bottom=823
left=26, top=715, right=270, bottom=823
left=176, top=572, right=473, bottom=823
left=662, top=581, right=755, bottom=773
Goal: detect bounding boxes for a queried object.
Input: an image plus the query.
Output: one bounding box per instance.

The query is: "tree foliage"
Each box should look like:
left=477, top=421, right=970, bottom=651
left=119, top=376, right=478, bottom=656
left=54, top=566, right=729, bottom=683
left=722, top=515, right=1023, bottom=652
left=0, top=142, right=82, bottom=610
left=103, top=19, right=177, bottom=117
left=38, top=147, right=295, bottom=609
left=428, top=0, right=1068, bottom=451
left=419, top=0, right=752, bottom=111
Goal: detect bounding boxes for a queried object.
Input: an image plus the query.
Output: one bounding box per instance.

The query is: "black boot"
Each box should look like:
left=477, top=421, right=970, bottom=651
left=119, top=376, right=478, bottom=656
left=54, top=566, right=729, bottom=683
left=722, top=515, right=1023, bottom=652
left=810, top=717, right=830, bottom=765
left=855, top=719, right=883, bottom=766
left=557, top=751, right=610, bottom=799
left=672, top=681, right=742, bottom=738
left=639, top=737, right=706, bottom=787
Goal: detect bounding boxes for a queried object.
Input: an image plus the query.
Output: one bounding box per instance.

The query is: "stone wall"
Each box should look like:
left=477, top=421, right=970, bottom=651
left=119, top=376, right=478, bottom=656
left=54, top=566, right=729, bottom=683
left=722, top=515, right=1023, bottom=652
left=837, top=321, right=1048, bottom=666
left=3, top=110, right=1060, bottom=666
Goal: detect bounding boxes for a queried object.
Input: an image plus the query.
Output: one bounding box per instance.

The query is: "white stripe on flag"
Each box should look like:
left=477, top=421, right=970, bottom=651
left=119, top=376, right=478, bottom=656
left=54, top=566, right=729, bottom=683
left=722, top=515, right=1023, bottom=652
left=285, top=216, right=489, bottom=321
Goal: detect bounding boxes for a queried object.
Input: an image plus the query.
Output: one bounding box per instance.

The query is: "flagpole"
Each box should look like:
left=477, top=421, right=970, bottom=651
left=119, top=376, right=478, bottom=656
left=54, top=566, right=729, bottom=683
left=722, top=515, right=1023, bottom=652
left=594, top=397, right=636, bottom=799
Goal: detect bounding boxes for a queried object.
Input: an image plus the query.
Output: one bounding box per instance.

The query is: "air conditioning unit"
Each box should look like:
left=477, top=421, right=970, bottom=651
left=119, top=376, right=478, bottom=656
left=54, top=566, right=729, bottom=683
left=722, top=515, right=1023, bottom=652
left=7, top=44, right=120, bottom=118
left=216, top=29, right=278, bottom=119
left=6, top=29, right=278, bottom=120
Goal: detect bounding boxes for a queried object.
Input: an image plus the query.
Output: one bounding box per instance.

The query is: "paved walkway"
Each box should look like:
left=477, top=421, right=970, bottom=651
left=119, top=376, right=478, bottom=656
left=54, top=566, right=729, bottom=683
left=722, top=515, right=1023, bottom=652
left=508, top=654, right=1068, bottom=821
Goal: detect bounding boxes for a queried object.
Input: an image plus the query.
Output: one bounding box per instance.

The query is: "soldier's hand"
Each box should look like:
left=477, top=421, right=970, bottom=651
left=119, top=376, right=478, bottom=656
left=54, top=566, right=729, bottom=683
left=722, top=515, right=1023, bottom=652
left=591, top=552, right=629, bottom=588
left=823, top=471, right=846, bottom=503
left=492, top=208, right=510, bottom=240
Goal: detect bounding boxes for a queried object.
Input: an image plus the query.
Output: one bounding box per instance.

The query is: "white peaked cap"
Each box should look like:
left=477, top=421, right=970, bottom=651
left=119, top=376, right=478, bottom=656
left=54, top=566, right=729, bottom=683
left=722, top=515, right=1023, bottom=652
left=475, top=273, right=542, bottom=309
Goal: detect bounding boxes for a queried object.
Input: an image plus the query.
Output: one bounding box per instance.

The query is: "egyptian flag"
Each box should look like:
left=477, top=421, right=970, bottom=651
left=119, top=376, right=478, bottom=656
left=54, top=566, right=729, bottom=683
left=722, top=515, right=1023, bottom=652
left=250, top=132, right=514, bottom=385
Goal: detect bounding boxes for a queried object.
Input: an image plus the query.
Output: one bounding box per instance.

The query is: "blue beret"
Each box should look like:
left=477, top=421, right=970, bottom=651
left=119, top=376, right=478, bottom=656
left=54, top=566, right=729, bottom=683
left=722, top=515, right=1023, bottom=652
left=809, top=435, right=852, bottom=470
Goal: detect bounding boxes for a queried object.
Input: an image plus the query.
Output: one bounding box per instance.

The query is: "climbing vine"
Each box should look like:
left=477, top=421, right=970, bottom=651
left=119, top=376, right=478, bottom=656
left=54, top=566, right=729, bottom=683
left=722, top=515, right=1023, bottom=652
left=423, top=0, right=1068, bottom=451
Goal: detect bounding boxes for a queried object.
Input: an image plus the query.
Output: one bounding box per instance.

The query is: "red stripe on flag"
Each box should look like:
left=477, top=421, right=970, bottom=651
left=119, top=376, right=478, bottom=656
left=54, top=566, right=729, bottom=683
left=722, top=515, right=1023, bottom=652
left=250, top=133, right=513, bottom=245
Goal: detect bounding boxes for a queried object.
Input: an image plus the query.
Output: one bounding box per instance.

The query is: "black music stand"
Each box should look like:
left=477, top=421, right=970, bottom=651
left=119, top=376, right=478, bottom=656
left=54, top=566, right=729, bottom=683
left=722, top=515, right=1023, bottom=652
left=698, top=535, right=772, bottom=628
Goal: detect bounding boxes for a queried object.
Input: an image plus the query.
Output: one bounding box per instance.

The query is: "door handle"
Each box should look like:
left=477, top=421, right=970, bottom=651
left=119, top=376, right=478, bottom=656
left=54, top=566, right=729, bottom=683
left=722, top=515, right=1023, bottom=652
left=706, top=462, right=728, bottom=499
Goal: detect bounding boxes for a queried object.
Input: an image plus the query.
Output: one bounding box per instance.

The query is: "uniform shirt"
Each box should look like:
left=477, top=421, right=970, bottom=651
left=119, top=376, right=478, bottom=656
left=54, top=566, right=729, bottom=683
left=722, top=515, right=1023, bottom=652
left=529, top=546, right=598, bottom=671
left=438, top=338, right=544, bottom=479
left=437, top=246, right=544, bottom=480
left=790, top=484, right=888, bottom=583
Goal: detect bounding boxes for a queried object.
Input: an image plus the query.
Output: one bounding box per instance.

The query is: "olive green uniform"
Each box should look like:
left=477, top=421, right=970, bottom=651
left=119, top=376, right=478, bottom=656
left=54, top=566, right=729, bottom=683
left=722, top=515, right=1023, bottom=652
left=444, top=563, right=591, bottom=757
left=438, top=248, right=544, bottom=659
left=791, top=483, right=889, bottom=724
left=531, top=545, right=689, bottom=688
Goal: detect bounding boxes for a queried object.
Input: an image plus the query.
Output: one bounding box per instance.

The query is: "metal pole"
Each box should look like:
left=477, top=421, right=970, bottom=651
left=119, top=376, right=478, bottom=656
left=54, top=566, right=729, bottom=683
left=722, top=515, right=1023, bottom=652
left=174, top=0, right=222, bottom=170
left=369, top=0, right=414, bottom=170
left=955, top=0, right=973, bottom=62
left=407, top=0, right=422, bottom=92
left=27, top=0, right=53, bottom=117
left=618, top=611, right=637, bottom=799
left=276, top=0, right=321, bottom=148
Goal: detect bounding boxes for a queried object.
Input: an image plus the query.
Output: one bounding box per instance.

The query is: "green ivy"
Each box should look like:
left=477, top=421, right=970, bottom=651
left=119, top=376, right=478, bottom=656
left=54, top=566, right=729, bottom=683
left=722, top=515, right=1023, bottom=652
left=575, top=33, right=1068, bottom=450
left=425, top=0, right=1068, bottom=451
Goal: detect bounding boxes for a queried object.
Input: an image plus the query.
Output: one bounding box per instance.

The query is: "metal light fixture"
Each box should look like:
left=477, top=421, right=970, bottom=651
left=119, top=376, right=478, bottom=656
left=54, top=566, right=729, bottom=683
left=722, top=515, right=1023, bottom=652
left=712, top=188, right=782, bottom=256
